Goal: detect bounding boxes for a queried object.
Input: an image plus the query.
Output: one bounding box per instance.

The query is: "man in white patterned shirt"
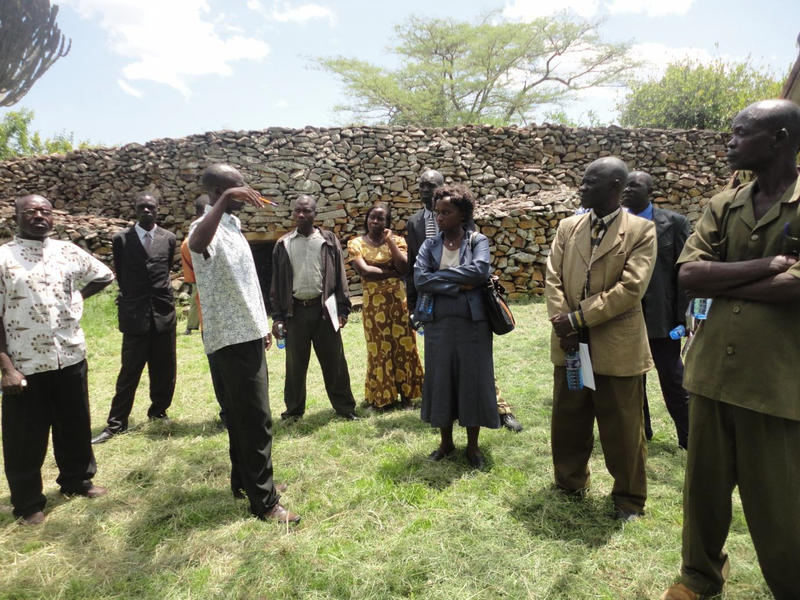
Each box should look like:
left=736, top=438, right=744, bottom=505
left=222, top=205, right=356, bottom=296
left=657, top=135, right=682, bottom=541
left=0, top=195, right=114, bottom=525
left=189, top=163, right=298, bottom=524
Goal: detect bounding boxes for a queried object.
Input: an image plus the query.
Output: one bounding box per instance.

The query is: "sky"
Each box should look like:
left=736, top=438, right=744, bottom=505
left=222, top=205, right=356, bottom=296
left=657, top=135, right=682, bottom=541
left=3, top=0, right=798, bottom=148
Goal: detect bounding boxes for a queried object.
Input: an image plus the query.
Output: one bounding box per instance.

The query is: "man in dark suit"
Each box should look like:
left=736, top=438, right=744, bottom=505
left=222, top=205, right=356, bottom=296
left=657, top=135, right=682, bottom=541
left=404, top=168, right=523, bottom=432
left=622, top=171, right=690, bottom=449
left=92, top=193, right=177, bottom=444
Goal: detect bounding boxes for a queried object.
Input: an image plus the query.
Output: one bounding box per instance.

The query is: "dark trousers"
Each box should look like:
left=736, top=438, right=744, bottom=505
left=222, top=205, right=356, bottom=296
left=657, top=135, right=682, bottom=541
left=207, top=354, right=227, bottom=426
left=2, top=361, right=97, bottom=518
left=680, top=395, right=800, bottom=599
left=105, top=327, right=176, bottom=432
left=642, top=337, right=689, bottom=448
left=551, top=367, right=647, bottom=514
left=207, top=339, right=279, bottom=516
left=283, top=302, right=355, bottom=417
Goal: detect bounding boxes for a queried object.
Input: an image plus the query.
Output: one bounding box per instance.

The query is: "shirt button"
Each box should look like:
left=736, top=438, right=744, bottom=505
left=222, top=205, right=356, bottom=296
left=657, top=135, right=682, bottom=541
left=732, top=305, right=741, bottom=314
left=726, top=345, right=735, bottom=355
left=750, top=233, right=759, bottom=241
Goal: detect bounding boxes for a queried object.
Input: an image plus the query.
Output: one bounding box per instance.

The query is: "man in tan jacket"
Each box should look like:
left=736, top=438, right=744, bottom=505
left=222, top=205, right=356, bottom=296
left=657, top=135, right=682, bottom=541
left=545, top=156, right=657, bottom=520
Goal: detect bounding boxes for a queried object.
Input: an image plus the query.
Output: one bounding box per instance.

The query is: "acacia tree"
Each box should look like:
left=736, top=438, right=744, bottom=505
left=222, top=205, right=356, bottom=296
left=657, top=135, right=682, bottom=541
left=317, top=13, right=634, bottom=126
left=0, top=0, right=71, bottom=106
left=617, top=58, right=783, bottom=131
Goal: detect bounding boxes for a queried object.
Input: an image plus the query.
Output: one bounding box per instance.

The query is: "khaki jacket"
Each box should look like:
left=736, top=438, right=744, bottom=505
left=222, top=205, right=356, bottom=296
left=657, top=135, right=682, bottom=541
left=545, top=209, right=657, bottom=376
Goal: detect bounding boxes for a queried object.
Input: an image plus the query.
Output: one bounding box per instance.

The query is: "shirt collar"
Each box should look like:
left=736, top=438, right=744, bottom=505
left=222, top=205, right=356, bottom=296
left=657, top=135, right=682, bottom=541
left=287, top=227, right=321, bottom=241
left=590, top=207, right=621, bottom=228
left=13, top=235, right=49, bottom=248
left=628, top=203, right=654, bottom=221
left=134, top=222, right=157, bottom=240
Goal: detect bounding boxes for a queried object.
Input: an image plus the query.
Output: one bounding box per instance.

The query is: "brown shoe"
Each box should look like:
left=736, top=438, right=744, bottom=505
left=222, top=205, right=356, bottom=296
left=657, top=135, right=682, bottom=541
left=257, top=503, right=300, bottom=524
left=63, top=485, right=107, bottom=498
left=21, top=511, right=46, bottom=525
left=660, top=583, right=700, bottom=600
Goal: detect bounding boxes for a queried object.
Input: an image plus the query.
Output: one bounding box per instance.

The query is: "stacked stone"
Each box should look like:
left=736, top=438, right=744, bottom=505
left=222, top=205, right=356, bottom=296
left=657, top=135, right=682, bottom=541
left=0, top=123, right=733, bottom=297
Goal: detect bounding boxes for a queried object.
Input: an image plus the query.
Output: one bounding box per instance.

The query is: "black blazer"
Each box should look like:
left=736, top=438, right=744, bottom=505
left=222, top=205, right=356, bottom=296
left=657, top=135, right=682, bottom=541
left=404, top=210, right=427, bottom=310
left=112, top=226, right=176, bottom=334
left=641, top=207, right=691, bottom=338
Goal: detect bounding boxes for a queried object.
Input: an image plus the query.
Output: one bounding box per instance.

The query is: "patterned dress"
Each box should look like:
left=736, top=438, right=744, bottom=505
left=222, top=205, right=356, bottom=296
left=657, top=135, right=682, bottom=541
left=347, top=234, right=424, bottom=408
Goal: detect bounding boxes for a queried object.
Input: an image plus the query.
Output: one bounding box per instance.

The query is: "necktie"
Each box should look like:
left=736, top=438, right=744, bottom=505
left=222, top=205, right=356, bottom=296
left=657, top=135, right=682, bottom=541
left=142, top=231, right=152, bottom=255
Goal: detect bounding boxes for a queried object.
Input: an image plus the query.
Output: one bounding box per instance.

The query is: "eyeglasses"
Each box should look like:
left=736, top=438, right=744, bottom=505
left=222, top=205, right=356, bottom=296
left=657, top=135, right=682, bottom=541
left=21, top=208, right=53, bottom=217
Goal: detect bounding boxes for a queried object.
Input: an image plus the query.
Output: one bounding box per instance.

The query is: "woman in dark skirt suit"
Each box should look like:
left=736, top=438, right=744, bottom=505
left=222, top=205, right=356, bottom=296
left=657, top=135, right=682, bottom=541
left=413, top=184, right=499, bottom=469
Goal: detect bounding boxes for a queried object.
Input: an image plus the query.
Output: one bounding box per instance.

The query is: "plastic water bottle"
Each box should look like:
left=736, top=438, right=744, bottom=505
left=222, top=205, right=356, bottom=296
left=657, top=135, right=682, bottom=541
left=668, top=324, right=686, bottom=340
left=691, top=298, right=712, bottom=320
left=418, top=294, right=434, bottom=319
left=565, top=350, right=583, bottom=391
left=275, top=323, right=286, bottom=349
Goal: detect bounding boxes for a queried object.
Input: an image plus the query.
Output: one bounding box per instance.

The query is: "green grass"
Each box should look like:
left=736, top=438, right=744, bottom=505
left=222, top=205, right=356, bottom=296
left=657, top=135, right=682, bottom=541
left=0, top=289, right=772, bottom=599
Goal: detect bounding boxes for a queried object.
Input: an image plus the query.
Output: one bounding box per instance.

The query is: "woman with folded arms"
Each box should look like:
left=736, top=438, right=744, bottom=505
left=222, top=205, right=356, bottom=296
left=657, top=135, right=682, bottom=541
left=413, top=185, right=499, bottom=469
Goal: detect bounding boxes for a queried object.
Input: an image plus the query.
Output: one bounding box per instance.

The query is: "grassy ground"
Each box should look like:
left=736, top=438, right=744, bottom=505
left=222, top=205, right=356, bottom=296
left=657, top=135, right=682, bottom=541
left=0, top=290, right=772, bottom=599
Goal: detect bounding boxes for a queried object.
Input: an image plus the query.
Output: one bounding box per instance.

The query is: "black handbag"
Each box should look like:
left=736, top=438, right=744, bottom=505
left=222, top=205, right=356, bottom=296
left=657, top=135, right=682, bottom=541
left=483, top=275, right=515, bottom=335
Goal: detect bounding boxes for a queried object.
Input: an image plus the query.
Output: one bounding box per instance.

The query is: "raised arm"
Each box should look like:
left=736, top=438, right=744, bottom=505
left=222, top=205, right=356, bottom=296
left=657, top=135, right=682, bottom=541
left=188, top=187, right=261, bottom=254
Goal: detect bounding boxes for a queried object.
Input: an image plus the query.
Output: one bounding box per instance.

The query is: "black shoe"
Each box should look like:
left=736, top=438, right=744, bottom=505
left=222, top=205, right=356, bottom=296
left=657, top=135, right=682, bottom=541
left=466, top=450, right=487, bottom=470
left=148, top=412, right=169, bottom=422
left=280, top=413, right=302, bottom=423
left=427, top=447, right=455, bottom=462
left=500, top=413, right=523, bottom=432
left=91, top=429, right=116, bottom=444
left=336, top=411, right=359, bottom=421
left=613, top=507, right=642, bottom=522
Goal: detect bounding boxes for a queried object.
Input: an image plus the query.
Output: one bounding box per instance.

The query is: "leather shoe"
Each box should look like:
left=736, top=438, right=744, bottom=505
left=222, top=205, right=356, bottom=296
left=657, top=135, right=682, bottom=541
left=21, top=511, right=46, bottom=525
left=62, top=485, right=107, bottom=498
left=613, top=507, right=642, bottom=522
left=500, top=413, right=523, bottom=432
left=336, top=411, right=359, bottom=421
left=659, top=583, right=700, bottom=600
left=91, top=429, right=116, bottom=444
left=280, top=413, right=303, bottom=423
left=257, top=503, right=300, bottom=524
left=427, top=447, right=455, bottom=462
left=466, top=450, right=486, bottom=470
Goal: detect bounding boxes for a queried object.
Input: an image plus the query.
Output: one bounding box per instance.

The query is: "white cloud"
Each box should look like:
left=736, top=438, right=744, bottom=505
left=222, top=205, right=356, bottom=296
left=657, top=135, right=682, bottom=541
left=275, top=99, right=289, bottom=108
left=117, top=78, right=143, bottom=98
left=61, top=0, right=270, bottom=98
left=503, top=0, right=695, bottom=19
left=247, top=1, right=335, bottom=25
left=503, top=0, right=600, bottom=19
left=629, top=42, right=715, bottom=78
left=607, top=0, right=694, bottom=17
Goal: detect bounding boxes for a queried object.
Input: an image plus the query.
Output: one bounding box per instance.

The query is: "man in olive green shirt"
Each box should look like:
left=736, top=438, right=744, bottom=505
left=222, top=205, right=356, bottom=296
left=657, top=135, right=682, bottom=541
left=661, top=100, right=800, bottom=600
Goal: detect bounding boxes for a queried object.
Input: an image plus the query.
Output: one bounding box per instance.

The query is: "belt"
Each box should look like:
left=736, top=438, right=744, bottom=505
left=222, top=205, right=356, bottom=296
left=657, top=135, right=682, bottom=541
left=293, top=296, right=321, bottom=307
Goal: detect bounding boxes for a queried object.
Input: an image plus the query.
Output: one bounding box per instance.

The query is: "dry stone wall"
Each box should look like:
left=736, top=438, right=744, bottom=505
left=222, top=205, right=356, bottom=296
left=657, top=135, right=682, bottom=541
left=0, top=124, right=732, bottom=298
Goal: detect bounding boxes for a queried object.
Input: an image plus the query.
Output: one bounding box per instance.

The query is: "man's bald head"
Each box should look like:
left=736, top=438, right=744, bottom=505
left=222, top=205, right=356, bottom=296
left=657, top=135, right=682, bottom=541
left=419, top=169, right=444, bottom=210
left=201, top=164, right=245, bottom=200
left=737, top=99, right=800, bottom=151
left=728, top=100, right=800, bottom=173
left=16, top=195, right=54, bottom=240
left=580, top=157, right=629, bottom=215
left=15, top=194, right=51, bottom=214
left=621, top=171, right=654, bottom=214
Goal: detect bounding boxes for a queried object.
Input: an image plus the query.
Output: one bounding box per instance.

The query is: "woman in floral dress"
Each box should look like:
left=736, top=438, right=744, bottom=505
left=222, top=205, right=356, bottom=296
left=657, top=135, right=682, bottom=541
left=348, top=203, right=424, bottom=410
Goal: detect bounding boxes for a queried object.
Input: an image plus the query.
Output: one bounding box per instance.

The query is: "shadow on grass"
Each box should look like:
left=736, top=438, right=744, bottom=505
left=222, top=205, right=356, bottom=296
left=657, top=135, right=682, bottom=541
left=508, top=486, right=621, bottom=547
left=123, top=487, right=244, bottom=552
left=376, top=449, right=493, bottom=491
left=141, top=418, right=226, bottom=440
left=273, top=409, right=340, bottom=438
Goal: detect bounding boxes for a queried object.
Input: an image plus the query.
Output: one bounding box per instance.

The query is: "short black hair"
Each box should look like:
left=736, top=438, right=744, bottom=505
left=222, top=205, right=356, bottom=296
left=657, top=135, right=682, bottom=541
left=433, top=184, right=475, bottom=222
left=363, top=202, right=392, bottom=232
